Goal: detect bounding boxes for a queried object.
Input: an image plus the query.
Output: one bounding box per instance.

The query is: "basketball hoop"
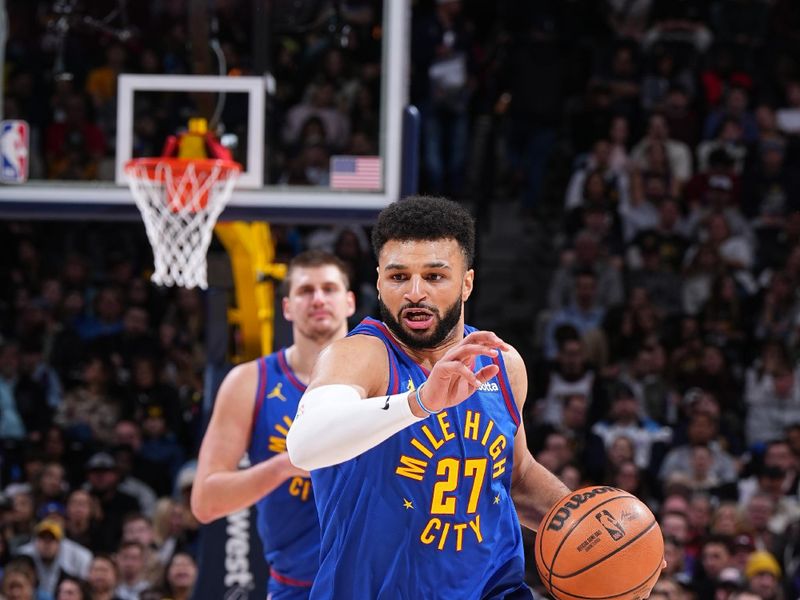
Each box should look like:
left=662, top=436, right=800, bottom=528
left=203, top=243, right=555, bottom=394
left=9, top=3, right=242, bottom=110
left=125, top=157, right=241, bottom=289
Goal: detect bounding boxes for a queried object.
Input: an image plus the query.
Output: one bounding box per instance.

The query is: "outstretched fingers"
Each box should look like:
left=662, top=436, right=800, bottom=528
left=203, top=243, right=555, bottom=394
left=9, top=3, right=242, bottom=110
left=420, top=331, right=511, bottom=411
left=445, top=343, right=501, bottom=364
left=431, top=362, right=500, bottom=395
left=462, top=330, right=510, bottom=351
left=432, top=360, right=482, bottom=388
left=475, top=363, right=500, bottom=384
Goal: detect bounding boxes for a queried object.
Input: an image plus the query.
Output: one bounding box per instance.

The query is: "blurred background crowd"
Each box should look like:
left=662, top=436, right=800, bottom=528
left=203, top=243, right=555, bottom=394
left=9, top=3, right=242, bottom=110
left=2, top=0, right=800, bottom=599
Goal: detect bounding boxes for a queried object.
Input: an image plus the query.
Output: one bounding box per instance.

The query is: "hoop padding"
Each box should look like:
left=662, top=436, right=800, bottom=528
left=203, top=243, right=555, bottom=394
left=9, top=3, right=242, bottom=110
left=125, top=158, right=241, bottom=289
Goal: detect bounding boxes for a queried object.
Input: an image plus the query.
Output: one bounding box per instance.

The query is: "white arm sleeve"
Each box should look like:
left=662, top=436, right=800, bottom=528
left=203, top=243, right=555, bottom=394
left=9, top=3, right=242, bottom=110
left=286, top=384, right=426, bottom=471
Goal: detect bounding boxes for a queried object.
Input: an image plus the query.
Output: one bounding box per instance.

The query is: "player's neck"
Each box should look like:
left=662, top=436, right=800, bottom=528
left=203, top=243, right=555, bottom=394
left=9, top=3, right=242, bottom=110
left=392, top=320, right=466, bottom=369
left=284, top=343, right=315, bottom=385
left=286, top=329, right=343, bottom=383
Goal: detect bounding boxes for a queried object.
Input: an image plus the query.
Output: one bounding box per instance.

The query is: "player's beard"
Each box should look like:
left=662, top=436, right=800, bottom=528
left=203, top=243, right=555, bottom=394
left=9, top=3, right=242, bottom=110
left=379, top=296, right=463, bottom=350
left=295, top=312, right=344, bottom=344
left=297, top=322, right=343, bottom=344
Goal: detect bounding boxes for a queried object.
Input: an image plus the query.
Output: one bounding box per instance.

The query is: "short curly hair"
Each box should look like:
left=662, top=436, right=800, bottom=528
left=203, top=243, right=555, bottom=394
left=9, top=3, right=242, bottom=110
left=371, top=196, right=475, bottom=268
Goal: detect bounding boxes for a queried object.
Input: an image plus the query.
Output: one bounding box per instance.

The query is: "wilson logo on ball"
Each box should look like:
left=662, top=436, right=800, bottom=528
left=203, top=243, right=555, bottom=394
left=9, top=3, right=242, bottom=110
left=595, top=509, right=626, bottom=541
left=546, top=486, right=616, bottom=531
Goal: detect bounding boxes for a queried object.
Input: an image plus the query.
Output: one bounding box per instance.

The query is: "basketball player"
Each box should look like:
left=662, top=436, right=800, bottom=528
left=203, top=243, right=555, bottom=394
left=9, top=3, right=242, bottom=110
left=287, top=197, right=572, bottom=598
left=191, top=250, right=355, bottom=599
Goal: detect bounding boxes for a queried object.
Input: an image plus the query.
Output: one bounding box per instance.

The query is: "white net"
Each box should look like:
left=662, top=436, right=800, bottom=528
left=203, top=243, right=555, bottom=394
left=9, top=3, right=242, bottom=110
left=125, top=159, right=240, bottom=289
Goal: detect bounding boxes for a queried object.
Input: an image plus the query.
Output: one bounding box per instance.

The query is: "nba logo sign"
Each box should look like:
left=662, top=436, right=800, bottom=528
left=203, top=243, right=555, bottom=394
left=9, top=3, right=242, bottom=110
left=595, top=509, right=626, bottom=541
left=0, top=120, right=29, bottom=184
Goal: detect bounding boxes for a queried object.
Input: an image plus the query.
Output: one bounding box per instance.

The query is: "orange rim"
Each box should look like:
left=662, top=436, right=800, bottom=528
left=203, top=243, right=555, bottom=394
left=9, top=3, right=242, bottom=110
left=124, top=157, right=241, bottom=179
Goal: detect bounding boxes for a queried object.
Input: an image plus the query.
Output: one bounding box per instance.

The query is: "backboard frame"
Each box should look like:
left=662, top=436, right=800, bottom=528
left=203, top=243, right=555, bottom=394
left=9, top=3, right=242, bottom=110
left=115, top=74, right=265, bottom=188
left=0, top=0, right=408, bottom=223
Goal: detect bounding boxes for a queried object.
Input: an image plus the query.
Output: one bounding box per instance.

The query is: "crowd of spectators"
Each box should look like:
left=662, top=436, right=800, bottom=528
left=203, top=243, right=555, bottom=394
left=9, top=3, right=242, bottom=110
left=0, top=220, right=207, bottom=599
left=3, top=1, right=800, bottom=600
left=3, top=0, right=383, bottom=186
left=0, top=214, right=380, bottom=600
left=477, top=2, right=800, bottom=599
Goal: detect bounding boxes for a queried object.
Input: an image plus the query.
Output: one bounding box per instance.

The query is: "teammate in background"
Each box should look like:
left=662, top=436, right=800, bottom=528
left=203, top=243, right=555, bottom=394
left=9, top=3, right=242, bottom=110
left=191, top=250, right=355, bottom=599
left=287, top=196, right=572, bottom=598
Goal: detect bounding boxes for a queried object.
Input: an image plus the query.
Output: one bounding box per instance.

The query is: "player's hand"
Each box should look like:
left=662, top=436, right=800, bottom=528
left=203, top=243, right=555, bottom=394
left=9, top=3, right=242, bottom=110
left=642, top=560, right=668, bottom=599
left=413, top=331, right=510, bottom=416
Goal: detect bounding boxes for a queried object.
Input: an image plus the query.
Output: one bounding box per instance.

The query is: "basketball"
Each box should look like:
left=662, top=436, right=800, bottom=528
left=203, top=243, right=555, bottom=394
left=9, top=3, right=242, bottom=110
left=535, top=487, right=664, bottom=600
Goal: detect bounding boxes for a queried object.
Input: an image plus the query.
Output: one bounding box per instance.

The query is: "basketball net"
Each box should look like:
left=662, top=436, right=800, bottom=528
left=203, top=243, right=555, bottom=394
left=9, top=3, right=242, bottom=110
left=125, top=157, right=240, bottom=289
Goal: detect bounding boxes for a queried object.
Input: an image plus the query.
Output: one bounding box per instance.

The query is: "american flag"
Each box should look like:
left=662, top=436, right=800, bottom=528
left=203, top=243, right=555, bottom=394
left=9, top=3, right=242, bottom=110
left=330, top=155, right=382, bottom=190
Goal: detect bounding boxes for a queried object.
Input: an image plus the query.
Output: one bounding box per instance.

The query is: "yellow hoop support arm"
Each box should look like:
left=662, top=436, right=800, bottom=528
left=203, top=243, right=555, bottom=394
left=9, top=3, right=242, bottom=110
left=214, top=222, right=287, bottom=362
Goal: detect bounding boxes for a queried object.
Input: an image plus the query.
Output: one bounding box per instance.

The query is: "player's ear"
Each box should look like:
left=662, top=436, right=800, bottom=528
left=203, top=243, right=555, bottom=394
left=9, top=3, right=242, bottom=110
left=346, top=290, right=356, bottom=317
left=462, top=268, right=474, bottom=301
left=281, top=296, right=293, bottom=322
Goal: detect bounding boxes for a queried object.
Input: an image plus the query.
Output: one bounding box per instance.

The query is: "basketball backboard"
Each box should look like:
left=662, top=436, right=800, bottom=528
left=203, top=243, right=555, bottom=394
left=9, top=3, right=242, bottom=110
left=116, top=75, right=265, bottom=188
left=0, top=0, right=409, bottom=224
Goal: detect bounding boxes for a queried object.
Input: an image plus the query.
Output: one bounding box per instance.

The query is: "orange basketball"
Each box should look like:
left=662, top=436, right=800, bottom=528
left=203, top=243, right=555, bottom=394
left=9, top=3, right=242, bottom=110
left=535, top=486, right=664, bottom=600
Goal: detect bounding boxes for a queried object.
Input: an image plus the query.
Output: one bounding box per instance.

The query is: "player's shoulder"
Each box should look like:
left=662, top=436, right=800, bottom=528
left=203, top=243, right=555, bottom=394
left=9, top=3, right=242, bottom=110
left=320, top=332, right=388, bottom=362
left=310, top=332, right=391, bottom=394
left=499, top=343, right=527, bottom=406
left=500, top=343, right=524, bottom=369
left=226, top=357, right=262, bottom=382
left=217, top=359, right=262, bottom=404
left=203, top=358, right=265, bottom=427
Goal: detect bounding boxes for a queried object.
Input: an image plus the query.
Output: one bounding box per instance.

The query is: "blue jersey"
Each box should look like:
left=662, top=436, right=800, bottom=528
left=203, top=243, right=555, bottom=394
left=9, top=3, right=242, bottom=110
left=249, top=349, right=318, bottom=597
left=310, top=318, right=527, bottom=599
